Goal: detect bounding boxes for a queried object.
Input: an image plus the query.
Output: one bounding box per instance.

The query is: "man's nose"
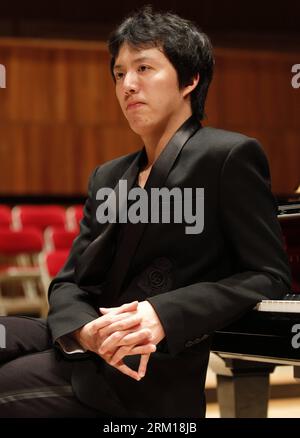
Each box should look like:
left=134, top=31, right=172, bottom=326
left=123, top=72, right=139, bottom=94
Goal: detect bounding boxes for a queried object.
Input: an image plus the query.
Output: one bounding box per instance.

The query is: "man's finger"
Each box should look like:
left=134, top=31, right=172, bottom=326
left=99, top=349, right=141, bottom=381
left=114, top=361, right=141, bottom=381
left=98, top=329, right=132, bottom=355
left=99, top=328, right=152, bottom=355
left=99, top=301, right=139, bottom=315
left=99, top=314, right=143, bottom=339
left=90, top=311, right=140, bottom=335
left=138, top=354, right=151, bottom=378
left=109, top=344, right=156, bottom=366
left=118, top=329, right=153, bottom=346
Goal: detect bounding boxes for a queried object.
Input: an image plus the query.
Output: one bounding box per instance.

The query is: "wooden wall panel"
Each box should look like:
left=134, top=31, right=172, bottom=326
left=205, top=48, right=300, bottom=194
left=0, top=39, right=141, bottom=195
left=0, top=38, right=299, bottom=195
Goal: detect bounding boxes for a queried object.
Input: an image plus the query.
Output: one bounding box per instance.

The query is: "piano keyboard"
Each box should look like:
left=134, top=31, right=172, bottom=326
left=255, top=294, right=300, bottom=313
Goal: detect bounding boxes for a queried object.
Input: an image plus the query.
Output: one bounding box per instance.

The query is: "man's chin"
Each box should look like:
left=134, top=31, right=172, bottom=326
left=127, top=118, right=153, bottom=136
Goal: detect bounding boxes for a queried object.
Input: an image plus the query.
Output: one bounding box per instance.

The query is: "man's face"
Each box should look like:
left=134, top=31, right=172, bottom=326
left=113, top=43, right=192, bottom=137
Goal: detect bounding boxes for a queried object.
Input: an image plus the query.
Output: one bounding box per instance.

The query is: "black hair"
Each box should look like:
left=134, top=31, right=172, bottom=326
left=108, top=5, right=214, bottom=120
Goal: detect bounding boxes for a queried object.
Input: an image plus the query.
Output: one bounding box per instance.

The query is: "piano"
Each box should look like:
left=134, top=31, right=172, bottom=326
left=210, top=201, right=300, bottom=417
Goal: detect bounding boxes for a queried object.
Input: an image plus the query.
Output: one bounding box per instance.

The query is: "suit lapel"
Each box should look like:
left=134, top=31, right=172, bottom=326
left=143, top=115, right=201, bottom=191
left=75, top=150, right=144, bottom=287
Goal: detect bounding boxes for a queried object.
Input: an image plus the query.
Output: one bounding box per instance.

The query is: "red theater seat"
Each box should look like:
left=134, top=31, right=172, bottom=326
left=12, top=205, right=66, bottom=232
left=0, top=228, right=47, bottom=316
left=39, top=249, right=69, bottom=295
left=44, top=227, right=79, bottom=251
left=0, top=206, right=12, bottom=228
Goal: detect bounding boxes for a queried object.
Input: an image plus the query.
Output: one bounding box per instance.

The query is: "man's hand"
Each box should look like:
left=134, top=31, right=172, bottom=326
left=97, top=300, right=165, bottom=378
left=72, top=301, right=157, bottom=380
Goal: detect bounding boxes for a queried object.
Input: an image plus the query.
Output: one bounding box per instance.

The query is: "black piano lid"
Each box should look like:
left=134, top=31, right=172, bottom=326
left=212, top=310, right=300, bottom=361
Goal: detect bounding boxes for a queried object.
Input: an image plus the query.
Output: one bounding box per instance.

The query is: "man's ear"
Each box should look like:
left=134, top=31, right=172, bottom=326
left=182, top=73, right=200, bottom=98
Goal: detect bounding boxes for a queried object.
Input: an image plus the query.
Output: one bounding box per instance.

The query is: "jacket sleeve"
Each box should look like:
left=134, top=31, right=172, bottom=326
left=47, top=167, right=100, bottom=343
left=147, top=139, right=292, bottom=356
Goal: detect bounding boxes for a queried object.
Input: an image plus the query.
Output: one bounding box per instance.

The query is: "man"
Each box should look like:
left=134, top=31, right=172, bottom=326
left=0, top=6, right=291, bottom=417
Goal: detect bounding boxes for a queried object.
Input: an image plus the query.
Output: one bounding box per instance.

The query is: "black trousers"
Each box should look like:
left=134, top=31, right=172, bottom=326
left=0, top=316, right=105, bottom=418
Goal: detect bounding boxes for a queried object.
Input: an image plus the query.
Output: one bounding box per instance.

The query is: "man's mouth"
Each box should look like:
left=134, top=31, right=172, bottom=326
left=126, top=102, right=146, bottom=111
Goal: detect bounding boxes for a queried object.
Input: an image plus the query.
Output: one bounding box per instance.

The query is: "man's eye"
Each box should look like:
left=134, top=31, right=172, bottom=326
left=138, top=65, right=150, bottom=72
left=115, top=72, right=124, bottom=80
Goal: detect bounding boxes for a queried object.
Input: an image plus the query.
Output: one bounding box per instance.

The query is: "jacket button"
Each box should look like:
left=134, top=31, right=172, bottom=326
left=148, top=270, right=164, bottom=287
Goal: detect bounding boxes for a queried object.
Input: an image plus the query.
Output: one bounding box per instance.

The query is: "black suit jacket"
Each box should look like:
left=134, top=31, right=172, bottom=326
left=47, top=117, right=291, bottom=417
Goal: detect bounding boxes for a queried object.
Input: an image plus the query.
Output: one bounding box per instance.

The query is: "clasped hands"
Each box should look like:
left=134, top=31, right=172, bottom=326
left=73, top=300, right=165, bottom=381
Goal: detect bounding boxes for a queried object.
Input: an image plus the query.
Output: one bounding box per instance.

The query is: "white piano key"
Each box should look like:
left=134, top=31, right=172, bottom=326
left=255, top=300, right=300, bottom=313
